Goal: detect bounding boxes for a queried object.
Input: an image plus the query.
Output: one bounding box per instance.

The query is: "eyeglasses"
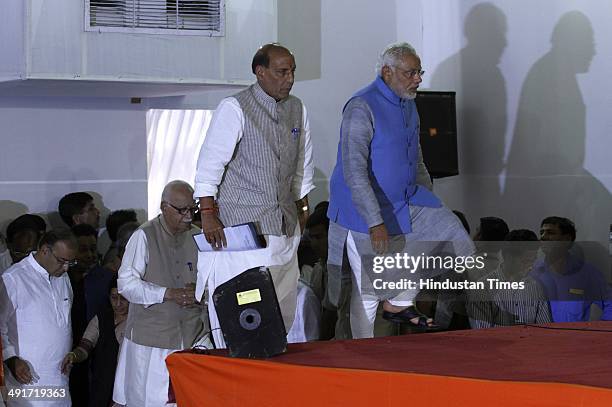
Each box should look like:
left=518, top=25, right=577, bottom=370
left=48, top=246, right=78, bottom=268
left=166, top=202, right=199, bottom=216
left=396, top=67, right=425, bottom=79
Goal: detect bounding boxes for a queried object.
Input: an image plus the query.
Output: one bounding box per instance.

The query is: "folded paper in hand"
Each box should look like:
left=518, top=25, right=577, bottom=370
left=193, top=223, right=265, bottom=252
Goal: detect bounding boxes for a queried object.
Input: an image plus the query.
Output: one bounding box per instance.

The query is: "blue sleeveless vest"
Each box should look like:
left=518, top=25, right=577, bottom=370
left=327, top=76, right=441, bottom=234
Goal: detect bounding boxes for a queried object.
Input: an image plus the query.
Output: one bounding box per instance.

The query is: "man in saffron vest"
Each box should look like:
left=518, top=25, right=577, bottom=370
left=194, top=44, right=315, bottom=347
left=327, top=42, right=474, bottom=338
left=112, top=180, right=207, bottom=407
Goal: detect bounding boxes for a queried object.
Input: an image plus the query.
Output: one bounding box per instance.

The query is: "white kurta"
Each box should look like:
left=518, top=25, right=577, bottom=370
left=193, top=94, right=315, bottom=347
left=0, top=254, right=72, bottom=407
left=113, top=230, right=177, bottom=407
left=193, top=97, right=314, bottom=200
left=287, top=280, right=321, bottom=343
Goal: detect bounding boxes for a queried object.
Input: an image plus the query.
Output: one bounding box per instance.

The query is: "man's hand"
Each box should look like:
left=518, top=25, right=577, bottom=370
left=199, top=197, right=226, bottom=250
left=6, top=357, right=35, bottom=384
left=369, top=223, right=389, bottom=255
left=201, top=212, right=227, bottom=250
left=298, top=210, right=309, bottom=234
left=296, top=196, right=309, bottom=233
left=164, top=285, right=197, bottom=307
left=60, top=353, right=75, bottom=375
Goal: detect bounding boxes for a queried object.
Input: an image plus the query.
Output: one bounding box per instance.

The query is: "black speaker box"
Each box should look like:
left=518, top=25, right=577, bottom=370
left=212, top=267, right=287, bottom=358
left=415, top=91, right=459, bottom=178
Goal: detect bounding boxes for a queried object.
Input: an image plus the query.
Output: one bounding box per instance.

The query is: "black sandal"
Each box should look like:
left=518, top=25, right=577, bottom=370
left=382, top=305, right=440, bottom=331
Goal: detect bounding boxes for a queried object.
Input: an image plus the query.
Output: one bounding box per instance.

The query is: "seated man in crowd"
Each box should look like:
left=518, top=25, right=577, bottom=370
left=113, top=180, right=209, bottom=407
left=103, top=209, right=138, bottom=269
left=0, top=214, right=47, bottom=274
left=472, top=216, right=510, bottom=274
left=468, top=229, right=552, bottom=328
left=449, top=216, right=511, bottom=329
left=1, top=230, right=78, bottom=406
left=300, top=207, right=352, bottom=340
left=59, top=192, right=101, bottom=231
left=532, top=216, right=612, bottom=322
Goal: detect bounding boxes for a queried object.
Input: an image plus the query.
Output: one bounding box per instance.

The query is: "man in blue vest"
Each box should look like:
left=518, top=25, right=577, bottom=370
left=327, top=42, right=474, bottom=338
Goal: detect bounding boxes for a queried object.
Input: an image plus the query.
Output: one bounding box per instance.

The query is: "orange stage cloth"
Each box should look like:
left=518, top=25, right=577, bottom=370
left=166, top=322, right=612, bottom=407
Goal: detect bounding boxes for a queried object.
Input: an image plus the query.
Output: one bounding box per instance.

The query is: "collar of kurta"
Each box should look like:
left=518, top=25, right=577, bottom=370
left=158, top=214, right=193, bottom=243
left=374, top=75, right=404, bottom=106
left=159, top=214, right=178, bottom=238
left=27, top=252, right=52, bottom=279
left=252, top=81, right=291, bottom=106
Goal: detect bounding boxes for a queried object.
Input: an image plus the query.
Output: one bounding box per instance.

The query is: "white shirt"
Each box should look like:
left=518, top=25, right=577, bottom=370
left=0, top=254, right=72, bottom=388
left=117, top=229, right=166, bottom=307
left=193, top=96, right=315, bottom=200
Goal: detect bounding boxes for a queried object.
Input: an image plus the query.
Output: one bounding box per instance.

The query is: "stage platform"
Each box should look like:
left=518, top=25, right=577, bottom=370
left=166, top=321, right=612, bottom=406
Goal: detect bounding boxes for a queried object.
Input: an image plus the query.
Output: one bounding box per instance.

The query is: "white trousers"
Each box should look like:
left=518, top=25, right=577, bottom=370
left=197, top=224, right=301, bottom=348
left=346, top=231, right=413, bottom=338
left=112, top=338, right=178, bottom=407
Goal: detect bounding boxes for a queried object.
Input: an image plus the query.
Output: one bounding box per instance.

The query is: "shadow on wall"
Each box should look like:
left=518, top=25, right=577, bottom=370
left=429, top=2, right=508, bottom=217
left=42, top=167, right=111, bottom=230
left=503, top=11, right=610, bottom=242
left=0, top=201, right=29, bottom=235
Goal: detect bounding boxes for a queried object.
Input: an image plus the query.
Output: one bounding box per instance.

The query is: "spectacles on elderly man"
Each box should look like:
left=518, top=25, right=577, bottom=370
left=166, top=202, right=199, bottom=216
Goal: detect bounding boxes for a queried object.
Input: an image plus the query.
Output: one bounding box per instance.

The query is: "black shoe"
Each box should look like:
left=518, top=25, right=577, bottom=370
left=382, top=306, right=440, bottom=331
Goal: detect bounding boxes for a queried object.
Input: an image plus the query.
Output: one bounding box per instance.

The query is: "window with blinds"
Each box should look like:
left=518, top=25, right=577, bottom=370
left=85, top=0, right=224, bottom=36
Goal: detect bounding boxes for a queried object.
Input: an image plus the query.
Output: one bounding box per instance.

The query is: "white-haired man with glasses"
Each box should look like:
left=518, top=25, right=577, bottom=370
left=112, top=180, right=209, bottom=407
left=0, top=229, right=78, bottom=406
left=327, top=42, right=474, bottom=338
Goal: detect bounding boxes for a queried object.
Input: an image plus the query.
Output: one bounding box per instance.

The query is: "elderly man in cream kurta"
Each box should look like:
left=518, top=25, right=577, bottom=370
left=194, top=44, right=314, bottom=347
left=113, top=181, right=209, bottom=407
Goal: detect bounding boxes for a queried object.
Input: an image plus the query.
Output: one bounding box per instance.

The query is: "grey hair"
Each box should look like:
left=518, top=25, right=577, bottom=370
left=375, top=42, right=418, bottom=76
left=161, top=180, right=194, bottom=202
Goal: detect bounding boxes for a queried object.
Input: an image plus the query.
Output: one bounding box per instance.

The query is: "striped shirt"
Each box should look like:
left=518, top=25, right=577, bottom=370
left=468, top=267, right=552, bottom=329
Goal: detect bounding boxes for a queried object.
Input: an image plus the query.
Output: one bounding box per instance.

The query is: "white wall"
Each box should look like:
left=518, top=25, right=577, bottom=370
left=0, top=0, right=25, bottom=81
left=2, top=0, right=276, bottom=84
left=0, top=97, right=148, bottom=233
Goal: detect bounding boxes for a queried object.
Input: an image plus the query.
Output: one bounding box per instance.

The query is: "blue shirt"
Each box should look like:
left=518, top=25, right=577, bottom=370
left=531, top=254, right=612, bottom=322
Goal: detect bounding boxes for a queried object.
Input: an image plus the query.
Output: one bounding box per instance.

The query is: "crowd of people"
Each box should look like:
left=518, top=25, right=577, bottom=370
left=1, top=42, right=610, bottom=407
